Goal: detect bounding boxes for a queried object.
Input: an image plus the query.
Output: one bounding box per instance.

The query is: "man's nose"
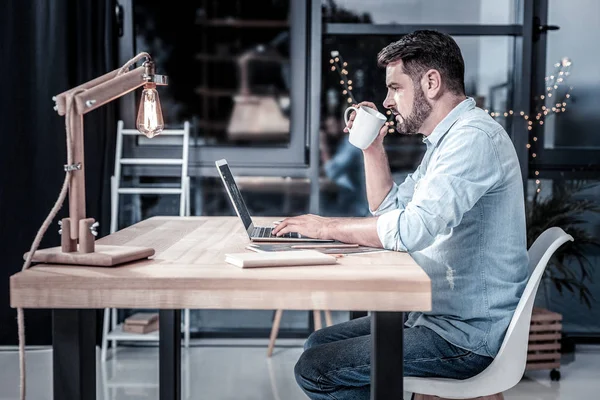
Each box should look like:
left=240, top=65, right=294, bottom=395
left=383, top=96, right=394, bottom=109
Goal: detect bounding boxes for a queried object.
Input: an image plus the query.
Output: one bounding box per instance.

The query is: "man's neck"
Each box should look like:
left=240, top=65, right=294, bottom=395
left=420, top=94, right=467, bottom=136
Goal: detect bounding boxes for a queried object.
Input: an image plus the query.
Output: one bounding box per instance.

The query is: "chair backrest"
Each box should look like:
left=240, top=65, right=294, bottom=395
left=470, top=227, right=573, bottom=392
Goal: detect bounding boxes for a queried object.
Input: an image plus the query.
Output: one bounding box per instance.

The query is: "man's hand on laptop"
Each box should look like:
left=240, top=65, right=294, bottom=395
left=272, top=214, right=384, bottom=249
left=272, top=214, right=334, bottom=240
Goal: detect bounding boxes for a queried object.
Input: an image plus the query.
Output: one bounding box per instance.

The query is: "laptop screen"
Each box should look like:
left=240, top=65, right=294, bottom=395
left=216, top=159, right=253, bottom=231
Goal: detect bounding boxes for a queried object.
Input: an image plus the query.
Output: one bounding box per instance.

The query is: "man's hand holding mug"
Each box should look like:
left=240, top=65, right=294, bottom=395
left=343, top=102, right=389, bottom=150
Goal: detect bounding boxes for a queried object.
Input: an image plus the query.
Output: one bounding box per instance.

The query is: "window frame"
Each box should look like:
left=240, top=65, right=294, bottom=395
left=528, top=0, right=600, bottom=172
left=118, top=0, right=314, bottom=177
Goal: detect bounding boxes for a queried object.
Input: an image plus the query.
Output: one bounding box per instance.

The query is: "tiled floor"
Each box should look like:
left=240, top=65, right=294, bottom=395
left=1, top=340, right=599, bottom=399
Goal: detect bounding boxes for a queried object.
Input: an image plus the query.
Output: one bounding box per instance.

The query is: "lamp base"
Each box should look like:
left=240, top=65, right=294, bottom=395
left=24, top=245, right=155, bottom=267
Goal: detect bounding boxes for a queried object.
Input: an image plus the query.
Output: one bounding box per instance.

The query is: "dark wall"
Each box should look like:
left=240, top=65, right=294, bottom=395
left=0, top=0, right=118, bottom=345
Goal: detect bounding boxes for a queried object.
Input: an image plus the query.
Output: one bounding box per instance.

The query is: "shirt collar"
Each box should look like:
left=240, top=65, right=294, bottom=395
left=423, top=97, right=476, bottom=147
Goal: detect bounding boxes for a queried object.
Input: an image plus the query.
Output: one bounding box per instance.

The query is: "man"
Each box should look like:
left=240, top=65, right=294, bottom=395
left=272, top=30, right=529, bottom=399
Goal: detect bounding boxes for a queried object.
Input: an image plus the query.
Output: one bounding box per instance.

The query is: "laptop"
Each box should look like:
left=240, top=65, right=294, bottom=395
left=216, top=159, right=334, bottom=242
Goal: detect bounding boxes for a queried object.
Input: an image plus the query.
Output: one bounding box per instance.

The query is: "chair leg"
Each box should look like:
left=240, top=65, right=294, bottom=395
left=184, top=308, right=190, bottom=348
left=267, top=309, right=283, bottom=357
left=110, top=307, right=117, bottom=350
left=413, top=394, right=504, bottom=400
left=324, top=310, right=333, bottom=327
left=101, top=308, right=110, bottom=362
left=313, top=310, right=322, bottom=330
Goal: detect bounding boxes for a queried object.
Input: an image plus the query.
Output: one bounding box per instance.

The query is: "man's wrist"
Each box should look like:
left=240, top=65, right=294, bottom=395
left=324, top=218, right=338, bottom=240
left=362, top=142, right=385, bottom=156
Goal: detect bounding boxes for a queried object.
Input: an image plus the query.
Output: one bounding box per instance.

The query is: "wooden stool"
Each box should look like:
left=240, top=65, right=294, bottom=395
left=267, top=309, right=333, bottom=357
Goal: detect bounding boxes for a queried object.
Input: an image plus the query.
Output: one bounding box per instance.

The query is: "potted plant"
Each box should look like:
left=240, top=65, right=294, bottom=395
left=526, top=180, right=600, bottom=309
left=524, top=179, right=600, bottom=380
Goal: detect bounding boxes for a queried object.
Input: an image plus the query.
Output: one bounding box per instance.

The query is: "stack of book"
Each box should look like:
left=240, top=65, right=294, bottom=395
left=123, top=312, right=159, bottom=334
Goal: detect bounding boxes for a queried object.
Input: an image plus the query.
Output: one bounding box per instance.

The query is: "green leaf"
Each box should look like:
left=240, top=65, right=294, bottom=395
left=527, top=180, right=600, bottom=307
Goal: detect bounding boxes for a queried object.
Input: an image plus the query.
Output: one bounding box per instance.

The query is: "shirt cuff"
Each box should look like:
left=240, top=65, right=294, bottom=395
left=376, top=209, right=408, bottom=252
left=369, top=183, right=399, bottom=216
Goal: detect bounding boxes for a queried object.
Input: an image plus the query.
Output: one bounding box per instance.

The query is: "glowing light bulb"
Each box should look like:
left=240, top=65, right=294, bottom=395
left=136, top=83, right=164, bottom=138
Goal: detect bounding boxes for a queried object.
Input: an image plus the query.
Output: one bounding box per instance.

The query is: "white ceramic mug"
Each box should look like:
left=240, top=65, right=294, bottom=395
left=344, top=106, right=387, bottom=149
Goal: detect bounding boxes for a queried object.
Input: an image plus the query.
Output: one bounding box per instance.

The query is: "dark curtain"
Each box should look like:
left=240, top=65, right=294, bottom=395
left=0, top=0, right=119, bottom=345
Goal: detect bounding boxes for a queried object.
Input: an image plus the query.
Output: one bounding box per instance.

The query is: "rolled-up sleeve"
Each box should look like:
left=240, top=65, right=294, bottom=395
left=370, top=164, right=422, bottom=216
left=377, top=127, right=502, bottom=252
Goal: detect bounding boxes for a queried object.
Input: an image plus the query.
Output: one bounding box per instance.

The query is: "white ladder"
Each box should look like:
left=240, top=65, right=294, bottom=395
left=101, top=120, right=191, bottom=362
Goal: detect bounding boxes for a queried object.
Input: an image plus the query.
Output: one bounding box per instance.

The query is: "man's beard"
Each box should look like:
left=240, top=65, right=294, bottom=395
left=394, top=85, right=432, bottom=135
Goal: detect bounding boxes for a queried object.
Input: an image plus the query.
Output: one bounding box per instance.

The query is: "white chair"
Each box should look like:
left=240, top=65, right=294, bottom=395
left=406, top=227, right=574, bottom=400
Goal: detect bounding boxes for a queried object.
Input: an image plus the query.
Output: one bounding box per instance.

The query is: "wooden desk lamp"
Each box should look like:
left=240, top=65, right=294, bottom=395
left=24, top=52, right=167, bottom=267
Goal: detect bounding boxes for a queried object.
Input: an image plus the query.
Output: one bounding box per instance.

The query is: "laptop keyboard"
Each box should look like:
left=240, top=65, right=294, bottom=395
left=253, top=227, right=300, bottom=239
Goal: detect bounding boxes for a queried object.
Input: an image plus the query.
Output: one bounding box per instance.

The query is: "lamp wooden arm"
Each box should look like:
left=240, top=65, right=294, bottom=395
left=53, top=66, right=146, bottom=116
left=51, top=65, right=148, bottom=241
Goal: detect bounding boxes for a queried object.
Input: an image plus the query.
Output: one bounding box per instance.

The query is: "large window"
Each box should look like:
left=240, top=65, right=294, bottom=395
left=114, top=0, right=555, bottom=339
left=120, top=0, right=311, bottom=170
left=529, top=0, right=600, bottom=168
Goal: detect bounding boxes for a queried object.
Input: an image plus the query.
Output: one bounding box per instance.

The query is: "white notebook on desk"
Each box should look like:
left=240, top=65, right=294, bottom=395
left=225, top=250, right=338, bottom=268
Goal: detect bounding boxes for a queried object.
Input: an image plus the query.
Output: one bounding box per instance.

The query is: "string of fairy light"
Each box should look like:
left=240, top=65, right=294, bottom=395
left=329, top=51, right=358, bottom=105
left=330, top=52, right=574, bottom=194
left=484, top=57, right=573, bottom=193
left=329, top=51, right=396, bottom=131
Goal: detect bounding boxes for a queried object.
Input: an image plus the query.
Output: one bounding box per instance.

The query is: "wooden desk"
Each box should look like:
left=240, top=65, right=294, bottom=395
left=10, top=216, right=431, bottom=400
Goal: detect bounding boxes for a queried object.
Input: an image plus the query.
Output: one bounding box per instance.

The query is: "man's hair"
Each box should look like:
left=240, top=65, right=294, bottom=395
left=377, top=30, right=465, bottom=95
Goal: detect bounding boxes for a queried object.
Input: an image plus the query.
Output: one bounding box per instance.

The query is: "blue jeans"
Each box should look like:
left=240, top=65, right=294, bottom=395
left=294, top=316, right=493, bottom=400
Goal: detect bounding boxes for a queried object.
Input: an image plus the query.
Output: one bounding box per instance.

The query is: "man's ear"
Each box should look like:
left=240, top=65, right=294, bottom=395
left=422, top=69, right=442, bottom=99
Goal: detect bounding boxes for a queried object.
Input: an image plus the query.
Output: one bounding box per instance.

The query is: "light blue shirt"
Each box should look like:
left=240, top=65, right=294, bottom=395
left=372, top=97, right=529, bottom=358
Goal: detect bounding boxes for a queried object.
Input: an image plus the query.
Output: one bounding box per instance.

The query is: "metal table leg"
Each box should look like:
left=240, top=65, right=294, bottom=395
left=160, top=309, right=181, bottom=400
left=371, top=311, right=404, bottom=400
left=351, top=311, right=368, bottom=320
left=53, top=309, right=97, bottom=400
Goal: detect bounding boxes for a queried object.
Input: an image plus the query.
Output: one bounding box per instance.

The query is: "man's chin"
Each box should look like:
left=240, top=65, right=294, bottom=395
left=395, top=124, right=413, bottom=135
